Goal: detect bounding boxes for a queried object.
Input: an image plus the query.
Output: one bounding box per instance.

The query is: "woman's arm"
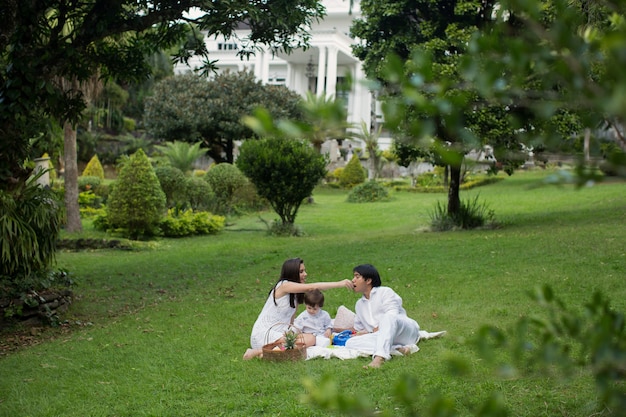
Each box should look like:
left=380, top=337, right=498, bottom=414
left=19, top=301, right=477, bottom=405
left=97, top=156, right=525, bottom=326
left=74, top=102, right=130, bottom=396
left=275, top=279, right=353, bottom=299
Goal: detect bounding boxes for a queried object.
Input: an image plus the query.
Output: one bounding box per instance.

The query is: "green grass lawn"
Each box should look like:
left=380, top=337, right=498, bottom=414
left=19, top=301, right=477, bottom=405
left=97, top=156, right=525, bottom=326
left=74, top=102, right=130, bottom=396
left=1, top=170, right=625, bottom=416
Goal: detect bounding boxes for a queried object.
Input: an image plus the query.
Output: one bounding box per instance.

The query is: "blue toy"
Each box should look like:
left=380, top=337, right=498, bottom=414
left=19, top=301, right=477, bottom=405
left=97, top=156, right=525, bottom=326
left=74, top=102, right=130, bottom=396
left=332, top=329, right=354, bottom=346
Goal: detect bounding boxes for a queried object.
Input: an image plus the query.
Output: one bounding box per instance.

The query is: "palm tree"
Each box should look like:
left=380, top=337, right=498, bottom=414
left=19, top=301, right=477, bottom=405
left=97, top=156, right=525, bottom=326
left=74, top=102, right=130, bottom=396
left=299, top=92, right=352, bottom=153
left=354, top=120, right=383, bottom=180
left=154, top=141, right=208, bottom=174
left=57, top=75, right=102, bottom=232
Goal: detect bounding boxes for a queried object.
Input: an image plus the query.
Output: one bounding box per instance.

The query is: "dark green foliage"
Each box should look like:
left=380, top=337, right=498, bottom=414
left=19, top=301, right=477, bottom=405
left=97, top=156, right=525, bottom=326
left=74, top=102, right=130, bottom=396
left=204, top=163, right=248, bottom=215
left=347, top=181, right=391, bottom=203
left=429, top=195, right=495, bottom=231
left=144, top=72, right=304, bottom=163
left=154, top=165, right=187, bottom=208
left=339, top=155, right=366, bottom=188
left=1, top=0, right=324, bottom=188
left=0, top=178, right=64, bottom=298
left=106, top=149, right=166, bottom=240
left=183, top=176, right=215, bottom=211
left=236, top=137, right=327, bottom=230
left=231, top=181, right=268, bottom=214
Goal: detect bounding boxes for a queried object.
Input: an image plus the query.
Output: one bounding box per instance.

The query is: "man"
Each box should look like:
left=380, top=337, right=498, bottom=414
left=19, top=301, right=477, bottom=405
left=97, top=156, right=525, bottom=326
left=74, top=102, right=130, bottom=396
left=346, top=264, right=420, bottom=368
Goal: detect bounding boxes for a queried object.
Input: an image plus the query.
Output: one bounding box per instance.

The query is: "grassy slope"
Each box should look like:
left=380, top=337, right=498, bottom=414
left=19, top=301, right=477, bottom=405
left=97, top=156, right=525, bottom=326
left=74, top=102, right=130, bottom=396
left=0, top=170, right=624, bottom=417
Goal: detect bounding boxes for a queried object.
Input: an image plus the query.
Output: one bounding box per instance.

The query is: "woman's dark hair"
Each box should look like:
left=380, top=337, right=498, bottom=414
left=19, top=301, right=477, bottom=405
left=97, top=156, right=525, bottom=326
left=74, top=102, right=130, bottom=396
left=353, top=264, right=382, bottom=287
left=271, top=257, right=305, bottom=307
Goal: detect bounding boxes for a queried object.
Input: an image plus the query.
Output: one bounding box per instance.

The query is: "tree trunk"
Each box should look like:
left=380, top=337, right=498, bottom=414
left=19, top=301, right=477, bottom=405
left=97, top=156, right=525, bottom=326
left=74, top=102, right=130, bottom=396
left=63, top=121, right=82, bottom=232
left=584, top=128, right=590, bottom=163
left=447, top=164, right=461, bottom=217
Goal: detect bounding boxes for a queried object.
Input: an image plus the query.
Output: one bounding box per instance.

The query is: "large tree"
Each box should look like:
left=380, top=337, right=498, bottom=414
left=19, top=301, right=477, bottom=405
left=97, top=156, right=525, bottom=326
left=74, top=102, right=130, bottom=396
left=144, top=71, right=303, bottom=163
left=350, top=0, right=521, bottom=216
left=352, top=0, right=626, bottom=203
left=0, top=0, right=326, bottom=190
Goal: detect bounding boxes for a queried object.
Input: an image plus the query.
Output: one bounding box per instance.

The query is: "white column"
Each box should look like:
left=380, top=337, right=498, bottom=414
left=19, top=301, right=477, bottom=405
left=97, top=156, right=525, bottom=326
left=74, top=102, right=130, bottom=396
left=254, top=52, right=263, bottom=80
left=353, top=61, right=370, bottom=127
left=261, top=50, right=270, bottom=84
left=326, top=46, right=338, bottom=99
left=286, top=62, right=293, bottom=89
left=316, top=46, right=327, bottom=97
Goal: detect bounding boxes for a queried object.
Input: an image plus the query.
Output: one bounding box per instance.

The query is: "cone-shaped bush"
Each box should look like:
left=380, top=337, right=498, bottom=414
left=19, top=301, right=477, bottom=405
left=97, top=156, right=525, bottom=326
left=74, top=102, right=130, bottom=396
left=339, top=154, right=366, bottom=188
left=82, top=154, right=105, bottom=179
left=107, top=149, right=166, bottom=239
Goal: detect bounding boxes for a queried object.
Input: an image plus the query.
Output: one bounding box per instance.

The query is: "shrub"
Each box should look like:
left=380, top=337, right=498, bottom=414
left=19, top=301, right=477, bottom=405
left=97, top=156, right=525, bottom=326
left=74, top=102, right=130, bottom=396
left=0, top=179, right=64, bottom=299
left=82, top=154, right=105, bottom=179
left=204, top=163, right=248, bottom=215
left=429, top=195, right=496, bottom=231
left=123, top=117, right=136, bottom=132
left=154, top=165, right=187, bottom=208
left=106, top=149, right=166, bottom=240
left=184, top=176, right=215, bottom=211
left=236, top=137, right=327, bottom=231
left=78, top=190, right=102, bottom=209
left=159, top=209, right=225, bottom=237
left=93, top=183, right=110, bottom=203
left=347, top=181, right=391, bottom=203
left=232, top=181, right=268, bottom=213
left=77, top=175, right=102, bottom=192
left=416, top=171, right=440, bottom=187
left=339, top=155, right=366, bottom=188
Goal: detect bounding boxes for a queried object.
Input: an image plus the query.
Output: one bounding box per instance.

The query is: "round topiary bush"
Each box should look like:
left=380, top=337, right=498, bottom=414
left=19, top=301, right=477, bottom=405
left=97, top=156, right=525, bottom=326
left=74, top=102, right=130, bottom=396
left=204, top=163, right=248, bottom=215
left=184, top=176, right=215, bottom=211
left=106, top=149, right=166, bottom=239
left=154, top=165, right=187, bottom=208
left=347, top=181, right=391, bottom=203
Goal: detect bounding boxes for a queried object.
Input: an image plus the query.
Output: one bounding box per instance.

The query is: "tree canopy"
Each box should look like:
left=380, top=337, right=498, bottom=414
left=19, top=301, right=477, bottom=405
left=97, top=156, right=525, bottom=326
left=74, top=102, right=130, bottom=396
left=0, top=0, right=326, bottom=188
left=351, top=0, right=626, bottom=217
left=351, top=0, right=512, bottom=215
left=144, top=71, right=303, bottom=163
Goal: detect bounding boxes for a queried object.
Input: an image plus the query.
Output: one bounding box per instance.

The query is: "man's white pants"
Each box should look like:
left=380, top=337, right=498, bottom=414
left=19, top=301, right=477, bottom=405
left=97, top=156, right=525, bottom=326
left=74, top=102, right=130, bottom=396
left=344, top=313, right=420, bottom=360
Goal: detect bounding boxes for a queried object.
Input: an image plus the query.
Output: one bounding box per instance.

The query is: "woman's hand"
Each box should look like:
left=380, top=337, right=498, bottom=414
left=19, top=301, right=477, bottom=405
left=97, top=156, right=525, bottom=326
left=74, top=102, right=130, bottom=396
left=340, top=279, right=354, bottom=290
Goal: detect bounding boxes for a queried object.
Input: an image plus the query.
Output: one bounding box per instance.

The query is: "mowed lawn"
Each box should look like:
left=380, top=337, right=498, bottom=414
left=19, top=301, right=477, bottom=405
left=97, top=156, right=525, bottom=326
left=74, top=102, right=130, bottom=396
left=0, top=170, right=624, bottom=417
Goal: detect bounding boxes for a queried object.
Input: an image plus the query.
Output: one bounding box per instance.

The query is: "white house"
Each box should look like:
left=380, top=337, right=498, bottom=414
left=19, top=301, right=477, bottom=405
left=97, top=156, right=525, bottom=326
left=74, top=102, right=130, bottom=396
left=176, top=0, right=391, bottom=157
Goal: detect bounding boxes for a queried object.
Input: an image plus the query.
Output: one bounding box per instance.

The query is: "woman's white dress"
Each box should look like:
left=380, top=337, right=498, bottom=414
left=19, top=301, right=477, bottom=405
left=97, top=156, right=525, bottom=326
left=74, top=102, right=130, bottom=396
left=250, top=281, right=296, bottom=349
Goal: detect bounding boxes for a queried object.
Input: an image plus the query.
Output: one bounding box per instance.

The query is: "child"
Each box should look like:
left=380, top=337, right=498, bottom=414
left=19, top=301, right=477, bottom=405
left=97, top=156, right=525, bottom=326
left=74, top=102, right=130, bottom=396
left=294, top=289, right=333, bottom=347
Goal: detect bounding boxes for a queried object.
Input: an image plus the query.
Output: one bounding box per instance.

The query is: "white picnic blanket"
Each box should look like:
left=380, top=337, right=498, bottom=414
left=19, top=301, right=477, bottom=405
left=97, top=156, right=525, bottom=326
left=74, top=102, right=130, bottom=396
left=305, top=330, right=447, bottom=360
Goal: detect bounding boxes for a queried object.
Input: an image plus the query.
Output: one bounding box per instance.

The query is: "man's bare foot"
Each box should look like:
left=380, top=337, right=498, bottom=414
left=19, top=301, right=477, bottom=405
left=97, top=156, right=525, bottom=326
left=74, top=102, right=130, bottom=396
left=363, top=356, right=385, bottom=369
left=397, top=346, right=411, bottom=356
left=243, top=348, right=262, bottom=360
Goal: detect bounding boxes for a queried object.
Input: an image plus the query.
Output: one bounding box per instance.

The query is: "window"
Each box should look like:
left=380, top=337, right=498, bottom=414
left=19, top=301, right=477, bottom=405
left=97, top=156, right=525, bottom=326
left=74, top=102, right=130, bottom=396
left=217, top=43, right=238, bottom=51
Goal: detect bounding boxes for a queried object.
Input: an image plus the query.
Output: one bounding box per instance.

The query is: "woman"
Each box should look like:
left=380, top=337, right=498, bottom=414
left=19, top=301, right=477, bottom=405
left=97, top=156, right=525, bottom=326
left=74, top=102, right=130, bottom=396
left=243, top=258, right=353, bottom=360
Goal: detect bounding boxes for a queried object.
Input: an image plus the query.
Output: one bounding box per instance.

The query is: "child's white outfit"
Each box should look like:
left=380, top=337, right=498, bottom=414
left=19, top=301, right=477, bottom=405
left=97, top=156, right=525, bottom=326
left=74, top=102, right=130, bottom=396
left=294, top=308, right=332, bottom=347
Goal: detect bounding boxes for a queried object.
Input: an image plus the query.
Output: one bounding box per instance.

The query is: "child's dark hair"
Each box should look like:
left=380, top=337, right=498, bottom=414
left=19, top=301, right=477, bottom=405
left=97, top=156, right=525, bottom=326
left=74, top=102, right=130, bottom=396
left=304, top=289, right=325, bottom=307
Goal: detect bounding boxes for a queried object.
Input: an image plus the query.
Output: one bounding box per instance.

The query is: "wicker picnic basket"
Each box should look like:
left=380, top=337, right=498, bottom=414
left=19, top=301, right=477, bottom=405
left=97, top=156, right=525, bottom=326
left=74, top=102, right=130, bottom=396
left=262, top=323, right=307, bottom=362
